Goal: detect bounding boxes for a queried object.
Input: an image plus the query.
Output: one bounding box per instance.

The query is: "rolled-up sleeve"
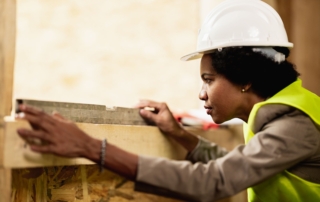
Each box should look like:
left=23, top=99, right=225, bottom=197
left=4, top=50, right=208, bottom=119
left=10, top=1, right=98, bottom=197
left=186, top=136, right=229, bottom=163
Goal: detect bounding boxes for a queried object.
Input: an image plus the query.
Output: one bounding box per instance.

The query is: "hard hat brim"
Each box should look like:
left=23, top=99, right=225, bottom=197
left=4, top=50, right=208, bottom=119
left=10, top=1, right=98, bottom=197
left=180, top=42, right=293, bottom=61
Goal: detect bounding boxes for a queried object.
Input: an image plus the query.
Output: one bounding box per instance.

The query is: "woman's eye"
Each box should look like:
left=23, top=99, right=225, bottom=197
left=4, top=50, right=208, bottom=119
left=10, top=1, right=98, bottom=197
left=205, top=79, right=212, bottom=83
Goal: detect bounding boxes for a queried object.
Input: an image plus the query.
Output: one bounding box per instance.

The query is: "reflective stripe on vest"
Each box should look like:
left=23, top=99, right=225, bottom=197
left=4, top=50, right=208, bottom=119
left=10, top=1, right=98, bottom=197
left=244, top=79, right=320, bottom=202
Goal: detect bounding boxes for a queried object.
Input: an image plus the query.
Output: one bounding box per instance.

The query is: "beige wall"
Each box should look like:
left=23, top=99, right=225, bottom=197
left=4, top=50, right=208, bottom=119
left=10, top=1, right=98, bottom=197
left=14, top=0, right=201, bottom=111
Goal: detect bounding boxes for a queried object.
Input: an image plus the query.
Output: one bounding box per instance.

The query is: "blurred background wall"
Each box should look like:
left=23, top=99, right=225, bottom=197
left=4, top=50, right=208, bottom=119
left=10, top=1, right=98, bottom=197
left=13, top=0, right=200, bottom=110
left=13, top=0, right=320, bottom=112
left=275, top=0, right=320, bottom=96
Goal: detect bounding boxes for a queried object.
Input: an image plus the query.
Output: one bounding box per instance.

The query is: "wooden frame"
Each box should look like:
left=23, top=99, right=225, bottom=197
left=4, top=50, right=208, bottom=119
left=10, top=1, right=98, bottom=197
left=3, top=120, right=187, bottom=168
left=0, top=0, right=16, bottom=201
left=3, top=119, right=245, bottom=201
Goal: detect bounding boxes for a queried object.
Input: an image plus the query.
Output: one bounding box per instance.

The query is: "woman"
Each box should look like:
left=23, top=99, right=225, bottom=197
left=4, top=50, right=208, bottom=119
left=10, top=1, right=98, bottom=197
left=16, top=0, right=320, bottom=201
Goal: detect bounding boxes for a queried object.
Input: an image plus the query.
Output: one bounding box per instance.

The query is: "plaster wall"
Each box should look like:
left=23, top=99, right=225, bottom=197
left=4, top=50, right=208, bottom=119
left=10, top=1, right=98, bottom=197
left=14, top=0, right=200, bottom=111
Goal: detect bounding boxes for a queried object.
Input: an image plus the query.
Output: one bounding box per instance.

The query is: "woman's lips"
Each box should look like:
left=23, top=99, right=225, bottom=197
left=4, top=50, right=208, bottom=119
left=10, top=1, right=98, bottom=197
left=204, top=106, right=212, bottom=115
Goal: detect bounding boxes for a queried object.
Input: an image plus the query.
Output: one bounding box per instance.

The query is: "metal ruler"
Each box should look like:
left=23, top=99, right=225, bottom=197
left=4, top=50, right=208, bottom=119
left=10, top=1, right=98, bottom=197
left=16, top=99, right=150, bottom=125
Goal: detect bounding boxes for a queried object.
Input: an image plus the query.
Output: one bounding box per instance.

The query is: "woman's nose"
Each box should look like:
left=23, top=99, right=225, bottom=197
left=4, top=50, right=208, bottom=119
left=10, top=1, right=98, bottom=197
left=199, top=89, right=208, bottom=101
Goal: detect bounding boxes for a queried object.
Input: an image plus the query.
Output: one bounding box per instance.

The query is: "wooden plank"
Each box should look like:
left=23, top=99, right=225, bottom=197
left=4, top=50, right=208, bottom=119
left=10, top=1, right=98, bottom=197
left=3, top=119, right=188, bottom=168
left=8, top=124, right=245, bottom=202
left=3, top=119, right=244, bottom=169
left=0, top=0, right=16, bottom=201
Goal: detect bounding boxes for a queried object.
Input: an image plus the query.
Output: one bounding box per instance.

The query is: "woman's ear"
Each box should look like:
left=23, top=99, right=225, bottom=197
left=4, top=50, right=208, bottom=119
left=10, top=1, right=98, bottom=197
left=244, top=83, right=252, bottom=91
left=241, top=83, right=252, bottom=92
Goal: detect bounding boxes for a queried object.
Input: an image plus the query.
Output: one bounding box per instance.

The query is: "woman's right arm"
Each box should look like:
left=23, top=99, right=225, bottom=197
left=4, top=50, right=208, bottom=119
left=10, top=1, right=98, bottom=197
left=136, top=100, right=229, bottom=162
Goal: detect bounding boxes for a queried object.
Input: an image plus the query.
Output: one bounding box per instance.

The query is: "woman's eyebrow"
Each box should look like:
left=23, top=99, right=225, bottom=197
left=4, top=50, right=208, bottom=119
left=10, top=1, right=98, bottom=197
left=201, top=73, right=215, bottom=79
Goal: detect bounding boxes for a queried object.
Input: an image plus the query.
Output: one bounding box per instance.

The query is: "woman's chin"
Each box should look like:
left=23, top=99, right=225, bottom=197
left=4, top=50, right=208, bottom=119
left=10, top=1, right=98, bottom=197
left=211, top=115, right=224, bottom=124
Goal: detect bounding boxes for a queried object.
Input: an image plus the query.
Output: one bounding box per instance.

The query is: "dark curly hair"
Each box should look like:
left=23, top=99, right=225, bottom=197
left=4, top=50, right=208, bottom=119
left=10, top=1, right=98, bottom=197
left=209, top=47, right=300, bottom=99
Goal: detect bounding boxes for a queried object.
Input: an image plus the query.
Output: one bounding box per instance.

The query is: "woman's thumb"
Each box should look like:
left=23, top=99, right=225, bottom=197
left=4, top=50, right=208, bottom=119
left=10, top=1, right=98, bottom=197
left=139, top=109, right=157, bottom=121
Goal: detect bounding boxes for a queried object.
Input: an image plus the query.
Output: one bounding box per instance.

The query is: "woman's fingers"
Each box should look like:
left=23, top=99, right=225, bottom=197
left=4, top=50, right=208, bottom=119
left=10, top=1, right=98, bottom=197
left=139, top=109, right=158, bottom=123
left=17, top=128, right=51, bottom=142
left=52, top=111, right=67, bottom=121
left=29, top=144, right=53, bottom=154
left=19, top=104, right=44, bottom=116
left=16, top=104, right=57, bottom=130
left=15, top=111, right=54, bottom=132
left=136, top=100, right=165, bottom=111
left=16, top=104, right=93, bottom=158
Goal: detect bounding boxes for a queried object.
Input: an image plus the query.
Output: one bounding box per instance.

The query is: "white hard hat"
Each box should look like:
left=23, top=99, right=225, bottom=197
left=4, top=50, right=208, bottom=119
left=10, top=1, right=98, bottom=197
left=181, top=0, right=293, bottom=61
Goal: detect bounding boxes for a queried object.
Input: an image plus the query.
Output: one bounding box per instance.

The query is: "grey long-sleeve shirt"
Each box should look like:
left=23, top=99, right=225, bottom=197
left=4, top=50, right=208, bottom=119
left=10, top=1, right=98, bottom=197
left=134, top=104, right=320, bottom=202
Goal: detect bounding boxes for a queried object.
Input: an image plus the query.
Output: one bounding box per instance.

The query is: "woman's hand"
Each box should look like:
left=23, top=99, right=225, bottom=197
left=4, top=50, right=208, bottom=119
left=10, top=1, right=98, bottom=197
left=136, top=100, right=199, bottom=151
left=16, top=104, right=139, bottom=179
left=15, top=104, right=100, bottom=159
left=135, top=100, right=186, bottom=138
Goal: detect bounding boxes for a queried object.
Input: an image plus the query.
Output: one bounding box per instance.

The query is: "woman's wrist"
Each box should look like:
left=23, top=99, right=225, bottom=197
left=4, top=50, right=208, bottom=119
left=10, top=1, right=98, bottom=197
left=81, top=137, right=138, bottom=180
left=172, top=128, right=199, bottom=152
left=82, top=137, right=101, bottom=162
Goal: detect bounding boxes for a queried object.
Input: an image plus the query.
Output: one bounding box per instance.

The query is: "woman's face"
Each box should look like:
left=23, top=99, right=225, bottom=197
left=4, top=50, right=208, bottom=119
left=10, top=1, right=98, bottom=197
left=199, top=54, right=250, bottom=123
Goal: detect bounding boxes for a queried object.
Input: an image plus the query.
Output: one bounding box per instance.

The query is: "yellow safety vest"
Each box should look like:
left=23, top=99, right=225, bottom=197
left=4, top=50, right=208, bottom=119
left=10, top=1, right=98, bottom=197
left=243, top=79, right=320, bottom=202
